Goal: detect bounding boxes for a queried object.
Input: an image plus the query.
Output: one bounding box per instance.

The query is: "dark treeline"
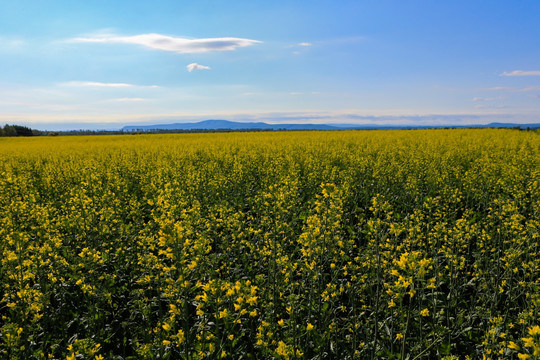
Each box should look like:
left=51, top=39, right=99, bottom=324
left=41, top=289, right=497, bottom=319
left=0, top=124, right=276, bottom=137
left=0, top=124, right=129, bottom=137
left=0, top=124, right=42, bottom=137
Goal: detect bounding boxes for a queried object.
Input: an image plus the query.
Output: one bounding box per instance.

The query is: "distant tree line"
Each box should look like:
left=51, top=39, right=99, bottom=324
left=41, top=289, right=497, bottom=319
left=0, top=124, right=43, bottom=137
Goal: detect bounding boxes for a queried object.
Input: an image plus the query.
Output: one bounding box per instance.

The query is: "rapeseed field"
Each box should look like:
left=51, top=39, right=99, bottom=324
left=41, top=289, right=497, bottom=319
left=0, top=129, right=538, bottom=359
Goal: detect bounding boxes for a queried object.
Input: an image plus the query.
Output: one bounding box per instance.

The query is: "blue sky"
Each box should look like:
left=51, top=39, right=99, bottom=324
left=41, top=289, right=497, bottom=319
left=1, top=0, right=540, bottom=130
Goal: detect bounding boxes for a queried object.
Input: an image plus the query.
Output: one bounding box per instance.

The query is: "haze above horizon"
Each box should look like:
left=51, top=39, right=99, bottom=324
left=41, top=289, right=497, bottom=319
left=1, top=1, right=540, bottom=131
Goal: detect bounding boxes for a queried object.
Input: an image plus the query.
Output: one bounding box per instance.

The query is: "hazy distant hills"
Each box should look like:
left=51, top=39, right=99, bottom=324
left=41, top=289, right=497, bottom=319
left=122, top=120, right=339, bottom=131
left=122, top=120, right=540, bottom=132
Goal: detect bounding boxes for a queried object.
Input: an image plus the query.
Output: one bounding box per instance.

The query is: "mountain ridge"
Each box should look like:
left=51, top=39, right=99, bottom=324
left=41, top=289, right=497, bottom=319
left=122, top=119, right=540, bottom=132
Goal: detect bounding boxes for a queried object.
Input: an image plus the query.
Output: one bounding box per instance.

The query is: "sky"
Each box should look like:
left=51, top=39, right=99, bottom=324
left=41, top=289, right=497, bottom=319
left=1, top=0, right=540, bottom=130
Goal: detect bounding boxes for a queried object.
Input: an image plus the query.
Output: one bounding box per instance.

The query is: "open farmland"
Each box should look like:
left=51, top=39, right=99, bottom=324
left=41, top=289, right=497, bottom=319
left=0, top=129, right=539, bottom=359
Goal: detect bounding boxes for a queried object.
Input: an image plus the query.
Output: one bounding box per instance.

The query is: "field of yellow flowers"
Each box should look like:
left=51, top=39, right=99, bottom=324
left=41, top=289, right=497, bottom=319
left=0, top=129, right=539, bottom=359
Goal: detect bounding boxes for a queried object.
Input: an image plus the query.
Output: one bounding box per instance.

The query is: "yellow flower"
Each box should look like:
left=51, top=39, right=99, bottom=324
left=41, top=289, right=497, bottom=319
left=517, top=353, right=530, bottom=359
left=529, top=325, right=540, bottom=336
left=219, top=308, right=229, bottom=319
left=396, top=333, right=404, bottom=340
left=278, top=319, right=285, bottom=326
left=162, top=323, right=171, bottom=332
left=508, top=341, right=520, bottom=350
left=388, top=299, right=396, bottom=308
left=275, top=341, right=290, bottom=357
left=420, top=308, right=429, bottom=317
left=523, top=337, right=534, bottom=348
left=246, top=296, right=258, bottom=305
left=169, top=304, right=179, bottom=315
left=306, top=323, right=314, bottom=331
left=177, top=329, right=185, bottom=344
left=162, top=340, right=171, bottom=346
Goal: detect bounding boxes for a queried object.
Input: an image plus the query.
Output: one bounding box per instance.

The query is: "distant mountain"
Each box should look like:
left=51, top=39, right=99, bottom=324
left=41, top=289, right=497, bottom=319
left=122, top=120, right=339, bottom=131
left=481, top=122, right=540, bottom=128
left=122, top=120, right=540, bottom=132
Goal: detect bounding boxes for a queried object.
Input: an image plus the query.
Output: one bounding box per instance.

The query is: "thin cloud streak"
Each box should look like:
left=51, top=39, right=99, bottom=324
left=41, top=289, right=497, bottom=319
left=107, top=98, right=147, bottom=102
left=486, top=86, right=540, bottom=93
left=473, top=96, right=505, bottom=102
left=71, top=33, right=262, bottom=53
left=61, top=81, right=133, bottom=88
left=500, top=70, right=540, bottom=77
left=0, top=37, right=25, bottom=51
left=60, top=82, right=159, bottom=88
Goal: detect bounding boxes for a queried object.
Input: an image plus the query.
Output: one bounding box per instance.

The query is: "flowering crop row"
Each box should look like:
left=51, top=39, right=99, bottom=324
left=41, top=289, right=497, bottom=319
left=0, top=129, right=538, bottom=359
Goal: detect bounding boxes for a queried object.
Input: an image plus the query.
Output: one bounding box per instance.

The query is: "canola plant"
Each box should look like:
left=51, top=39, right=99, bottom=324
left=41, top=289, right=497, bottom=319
left=0, top=129, right=539, bottom=359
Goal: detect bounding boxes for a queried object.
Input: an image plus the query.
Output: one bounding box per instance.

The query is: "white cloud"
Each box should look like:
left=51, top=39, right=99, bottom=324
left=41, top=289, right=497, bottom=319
left=473, top=96, right=505, bottom=102
left=486, top=86, right=511, bottom=91
left=298, top=42, right=312, bottom=47
left=60, top=81, right=159, bottom=88
left=108, top=98, right=147, bottom=102
left=0, top=36, right=25, bottom=51
left=63, top=81, right=133, bottom=88
left=487, top=86, right=540, bottom=93
left=518, top=86, right=540, bottom=92
left=71, top=33, right=261, bottom=53
left=186, top=63, right=211, bottom=72
left=500, top=70, right=540, bottom=77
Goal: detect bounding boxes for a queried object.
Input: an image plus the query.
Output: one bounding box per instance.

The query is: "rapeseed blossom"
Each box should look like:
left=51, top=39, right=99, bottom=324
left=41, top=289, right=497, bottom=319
left=0, top=129, right=538, bottom=359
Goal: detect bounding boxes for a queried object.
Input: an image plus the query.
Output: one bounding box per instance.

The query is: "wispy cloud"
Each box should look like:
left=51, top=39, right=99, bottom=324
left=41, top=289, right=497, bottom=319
left=107, top=98, right=147, bottom=102
left=63, top=81, right=133, bottom=88
left=473, top=96, right=505, bottom=102
left=486, top=86, right=540, bottom=93
left=60, top=81, right=159, bottom=88
left=186, top=63, right=211, bottom=72
left=71, top=33, right=261, bottom=53
left=519, top=86, right=540, bottom=92
left=500, top=70, right=540, bottom=77
left=287, top=42, right=312, bottom=49
left=0, top=36, right=25, bottom=51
